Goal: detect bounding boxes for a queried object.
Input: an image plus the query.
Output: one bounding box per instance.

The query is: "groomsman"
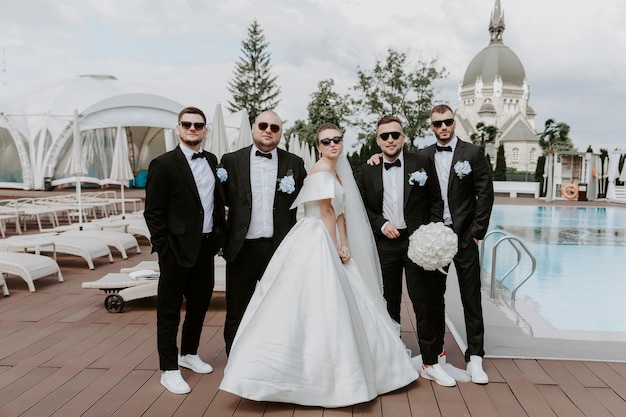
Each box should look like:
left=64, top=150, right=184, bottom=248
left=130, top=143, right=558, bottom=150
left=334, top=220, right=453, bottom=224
left=144, top=106, right=226, bottom=394
left=220, top=110, right=306, bottom=355
left=359, top=115, right=455, bottom=387
left=420, top=104, right=494, bottom=384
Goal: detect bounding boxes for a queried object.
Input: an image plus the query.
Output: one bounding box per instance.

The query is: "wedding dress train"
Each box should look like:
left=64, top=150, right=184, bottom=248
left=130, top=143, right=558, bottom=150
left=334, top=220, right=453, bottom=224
left=220, top=171, right=417, bottom=407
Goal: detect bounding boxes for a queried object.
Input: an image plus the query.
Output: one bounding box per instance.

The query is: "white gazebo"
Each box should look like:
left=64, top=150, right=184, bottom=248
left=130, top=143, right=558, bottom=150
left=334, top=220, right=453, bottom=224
left=0, top=75, right=184, bottom=190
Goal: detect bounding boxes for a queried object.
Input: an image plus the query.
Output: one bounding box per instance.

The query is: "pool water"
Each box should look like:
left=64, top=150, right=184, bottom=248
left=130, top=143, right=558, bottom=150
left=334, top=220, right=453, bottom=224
left=486, top=205, right=626, bottom=333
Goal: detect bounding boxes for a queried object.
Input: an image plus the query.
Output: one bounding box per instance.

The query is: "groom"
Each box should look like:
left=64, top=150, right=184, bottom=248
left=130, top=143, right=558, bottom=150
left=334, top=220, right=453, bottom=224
left=220, top=110, right=306, bottom=355
left=358, top=115, right=454, bottom=387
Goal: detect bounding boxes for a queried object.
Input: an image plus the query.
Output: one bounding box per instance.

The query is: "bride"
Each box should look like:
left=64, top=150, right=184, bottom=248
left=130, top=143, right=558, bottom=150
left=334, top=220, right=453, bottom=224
left=219, top=123, right=418, bottom=407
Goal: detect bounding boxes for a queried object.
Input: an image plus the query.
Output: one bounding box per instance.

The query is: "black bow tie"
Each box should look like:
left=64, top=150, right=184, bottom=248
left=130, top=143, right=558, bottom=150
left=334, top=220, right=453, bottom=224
left=256, top=150, right=272, bottom=159
left=191, top=152, right=205, bottom=160
left=384, top=159, right=401, bottom=170
left=436, top=145, right=453, bottom=152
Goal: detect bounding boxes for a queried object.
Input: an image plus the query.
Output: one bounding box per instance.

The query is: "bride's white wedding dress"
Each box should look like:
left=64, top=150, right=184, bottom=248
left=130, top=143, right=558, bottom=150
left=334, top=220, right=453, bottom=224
left=220, top=171, right=417, bottom=408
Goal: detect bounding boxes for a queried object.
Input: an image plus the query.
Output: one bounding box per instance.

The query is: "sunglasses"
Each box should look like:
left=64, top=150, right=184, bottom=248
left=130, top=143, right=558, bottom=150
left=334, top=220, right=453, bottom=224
left=378, top=131, right=403, bottom=141
left=431, top=119, right=454, bottom=128
left=319, top=136, right=343, bottom=146
left=258, top=122, right=281, bottom=133
left=179, top=121, right=206, bottom=130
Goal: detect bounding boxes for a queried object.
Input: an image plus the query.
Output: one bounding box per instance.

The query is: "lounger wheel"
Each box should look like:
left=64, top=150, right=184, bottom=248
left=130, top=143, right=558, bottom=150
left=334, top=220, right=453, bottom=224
left=104, top=294, right=124, bottom=313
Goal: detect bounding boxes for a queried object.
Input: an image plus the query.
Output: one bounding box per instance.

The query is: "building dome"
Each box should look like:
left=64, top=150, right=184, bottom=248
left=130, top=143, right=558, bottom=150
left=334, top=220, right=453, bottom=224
left=462, top=43, right=526, bottom=86
left=526, top=105, right=536, bottom=116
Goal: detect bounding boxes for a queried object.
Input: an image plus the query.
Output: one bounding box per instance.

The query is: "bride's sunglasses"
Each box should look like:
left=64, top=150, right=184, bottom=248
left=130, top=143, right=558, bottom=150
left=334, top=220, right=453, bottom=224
left=319, top=137, right=343, bottom=146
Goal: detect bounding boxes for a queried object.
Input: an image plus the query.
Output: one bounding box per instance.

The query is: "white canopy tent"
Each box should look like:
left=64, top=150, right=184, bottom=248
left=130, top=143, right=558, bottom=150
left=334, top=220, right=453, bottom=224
left=0, top=75, right=183, bottom=190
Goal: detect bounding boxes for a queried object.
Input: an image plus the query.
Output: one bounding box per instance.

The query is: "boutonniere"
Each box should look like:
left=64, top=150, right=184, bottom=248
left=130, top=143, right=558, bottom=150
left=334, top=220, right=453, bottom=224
left=408, top=169, right=428, bottom=186
left=216, top=164, right=228, bottom=183
left=454, top=161, right=472, bottom=179
left=277, top=169, right=296, bottom=194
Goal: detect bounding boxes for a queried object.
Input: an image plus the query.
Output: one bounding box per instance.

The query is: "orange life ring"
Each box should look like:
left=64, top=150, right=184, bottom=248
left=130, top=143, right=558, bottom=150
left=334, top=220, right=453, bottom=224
left=562, top=184, right=578, bottom=200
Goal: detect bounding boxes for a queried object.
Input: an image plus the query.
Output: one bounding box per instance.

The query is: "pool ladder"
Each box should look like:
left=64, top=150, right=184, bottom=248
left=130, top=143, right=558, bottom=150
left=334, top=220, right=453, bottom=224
left=480, top=229, right=536, bottom=306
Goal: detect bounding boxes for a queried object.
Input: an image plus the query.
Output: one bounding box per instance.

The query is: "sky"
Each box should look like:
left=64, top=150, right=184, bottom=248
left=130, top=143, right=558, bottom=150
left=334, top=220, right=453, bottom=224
left=2, top=0, right=625, bottom=153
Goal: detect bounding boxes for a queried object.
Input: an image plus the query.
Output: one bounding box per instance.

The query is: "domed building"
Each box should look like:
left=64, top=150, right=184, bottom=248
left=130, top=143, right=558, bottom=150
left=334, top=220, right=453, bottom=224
left=455, top=0, right=539, bottom=174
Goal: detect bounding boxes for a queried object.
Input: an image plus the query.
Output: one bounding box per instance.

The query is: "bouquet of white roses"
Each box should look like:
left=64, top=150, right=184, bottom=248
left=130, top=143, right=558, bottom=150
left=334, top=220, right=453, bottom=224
left=408, top=222, right=458, bottom=271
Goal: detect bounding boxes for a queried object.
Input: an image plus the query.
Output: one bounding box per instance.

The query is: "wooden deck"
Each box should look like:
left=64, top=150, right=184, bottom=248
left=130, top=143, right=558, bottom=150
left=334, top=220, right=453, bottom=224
left=1, top=210, right=626, bottom=416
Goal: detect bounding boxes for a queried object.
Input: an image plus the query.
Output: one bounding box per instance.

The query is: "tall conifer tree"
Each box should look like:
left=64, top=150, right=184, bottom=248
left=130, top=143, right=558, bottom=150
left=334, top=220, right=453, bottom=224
left=227, top=20, right=281, bottom=125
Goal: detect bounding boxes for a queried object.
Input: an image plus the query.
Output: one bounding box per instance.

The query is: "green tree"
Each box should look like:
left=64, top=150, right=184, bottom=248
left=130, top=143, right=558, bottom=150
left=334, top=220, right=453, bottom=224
left=347, top=140, right=380, bottom=180
left=494, top=144, right=507, bottom=180
left=227, top=20, right=281, bottom=125
left=349, top=48, right=447, bottom=151
left=538, top=118, right=575, bottom=154
left=470, top=122, right=498, bottom=146
left=284, top=79, right=351, bottom=149
left=539, top=118, right=574, bottom=201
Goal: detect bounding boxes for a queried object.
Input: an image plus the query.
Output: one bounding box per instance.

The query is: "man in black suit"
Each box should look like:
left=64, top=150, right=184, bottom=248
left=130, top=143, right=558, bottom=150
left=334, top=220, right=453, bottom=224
left=358, top=115, right=454, bottom=387
left=420, top=104, right=494, bottom=384
left=220, top=110, right=306, bottom=355
left=144, top=106, right=226, bottom=394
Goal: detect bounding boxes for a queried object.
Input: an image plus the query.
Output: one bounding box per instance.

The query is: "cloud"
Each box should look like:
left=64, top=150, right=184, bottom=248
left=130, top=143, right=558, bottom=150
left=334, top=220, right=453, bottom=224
left=1, top=0, right=624, bottom=152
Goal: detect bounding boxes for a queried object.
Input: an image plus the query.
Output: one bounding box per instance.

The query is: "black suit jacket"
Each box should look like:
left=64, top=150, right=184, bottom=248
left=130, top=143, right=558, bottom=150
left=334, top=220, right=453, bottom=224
left=220, top=145, right=306, bottom=262
left=420, top=139, right=494, bottom=248
left=358, top=152, right=443, bottom=238
left=144, top=146, right=226, bottom=268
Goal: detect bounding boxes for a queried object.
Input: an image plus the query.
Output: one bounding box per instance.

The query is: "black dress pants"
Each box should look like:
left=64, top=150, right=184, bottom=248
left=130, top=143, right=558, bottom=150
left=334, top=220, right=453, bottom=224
left=377, top=235, right=446, bottom=365
left=224, top=238, right=274, bottom=355
left=156, top=235, right=215, bottom=371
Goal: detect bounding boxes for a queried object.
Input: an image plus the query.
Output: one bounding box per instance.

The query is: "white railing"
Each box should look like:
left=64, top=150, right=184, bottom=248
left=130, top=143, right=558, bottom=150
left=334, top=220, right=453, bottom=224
left=493, top=181, right=540, bottom=198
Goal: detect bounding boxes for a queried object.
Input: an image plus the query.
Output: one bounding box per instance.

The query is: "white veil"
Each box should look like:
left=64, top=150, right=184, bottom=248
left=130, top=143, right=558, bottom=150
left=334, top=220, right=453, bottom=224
left=336, top=153, right=384, bottom=296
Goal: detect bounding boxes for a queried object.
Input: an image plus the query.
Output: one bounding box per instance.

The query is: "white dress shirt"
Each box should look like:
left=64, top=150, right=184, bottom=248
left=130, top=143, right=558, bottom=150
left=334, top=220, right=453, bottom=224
left=434, top=137, right=459, bottom=226
left=247, top=146, right=278, bottom=239
left=180, top=144, right=215, bottom=233
left=381, top=152, right=407, bottom=232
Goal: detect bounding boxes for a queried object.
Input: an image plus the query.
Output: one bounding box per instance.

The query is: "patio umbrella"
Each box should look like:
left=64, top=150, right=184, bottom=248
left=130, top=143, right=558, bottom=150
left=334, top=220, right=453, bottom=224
left=605, top=151, right=621, bottom=200
left=619, top=161, right=626, bottom=183
left=70, top=110, right=86, bottom=230
left=309, top=145, right=317, bottom=169
left=164, top=128, right=177, bottom=152
left=302, top=142, right=315, bottom=171
left=232, top=109, right=253, bottom=151
left=289, top=133, right=301, bottom=157
left=207, top=103, right=229, bottom=159
left=110, top=126, right=134, bottom=219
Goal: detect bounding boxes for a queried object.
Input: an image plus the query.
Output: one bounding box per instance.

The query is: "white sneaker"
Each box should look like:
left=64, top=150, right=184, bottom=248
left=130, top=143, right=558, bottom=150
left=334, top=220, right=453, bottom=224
left=467, top=355, right=489, bottom=384
left=438, top=349, right=447, bottom=364
left=178, top=354, right=214, bottom=374
left=421, top=364, right=456, bottom=387
left=161, top=370, right=191, bottom=394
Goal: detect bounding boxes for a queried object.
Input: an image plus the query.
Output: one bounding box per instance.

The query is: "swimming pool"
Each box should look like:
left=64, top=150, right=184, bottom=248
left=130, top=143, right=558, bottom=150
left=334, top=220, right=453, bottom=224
left=486, top=205, right=626, bottom=336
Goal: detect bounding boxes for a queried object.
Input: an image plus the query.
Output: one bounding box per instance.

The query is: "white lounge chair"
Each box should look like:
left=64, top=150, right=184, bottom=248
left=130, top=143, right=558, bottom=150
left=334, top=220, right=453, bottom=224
left=125, top=220, right=151, bottom=241
left=120, top=257, right=225, bottom=292
left=82, top=271, right=158, bottom=313
left=0, top=199, right=22, bottom=238
left=120, top=261, right=159, bottom=273
left=61, top=230, right=140, bottom=259
left=0, top=273, right=8, bottom=296
left=1, top=234, right=114, bottom=270
left=0, top=252, right=64, bottom=293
